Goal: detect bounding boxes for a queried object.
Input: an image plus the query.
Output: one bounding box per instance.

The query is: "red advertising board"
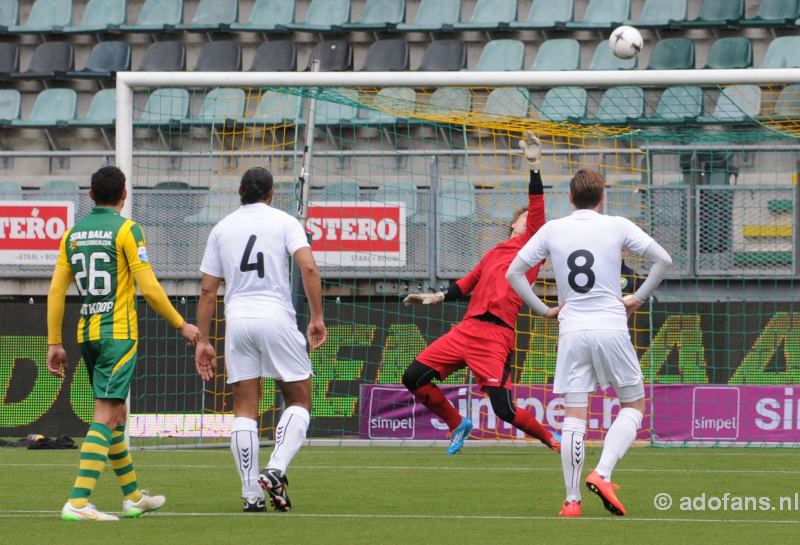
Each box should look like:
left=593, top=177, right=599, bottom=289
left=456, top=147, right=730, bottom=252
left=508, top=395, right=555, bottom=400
left=0, top=201, right=75, bottom=264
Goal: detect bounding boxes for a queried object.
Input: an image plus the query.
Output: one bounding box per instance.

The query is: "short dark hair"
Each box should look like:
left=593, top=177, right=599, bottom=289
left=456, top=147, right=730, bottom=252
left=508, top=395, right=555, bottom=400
left=91, top=166, right=126, bottom=205
left=569, top=169, right=605, bottom=209
left=509, top=206, right=527, bottom=236
left=239, top=167, right=274, bottom=204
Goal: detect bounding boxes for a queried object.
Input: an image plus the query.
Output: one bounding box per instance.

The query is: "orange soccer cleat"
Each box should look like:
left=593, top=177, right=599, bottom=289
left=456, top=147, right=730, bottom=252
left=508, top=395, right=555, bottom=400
left=585, top=471, right=626, bottom=516
left=559, top=500, right=581, bottom=517
left=545, top=433, right=561, bottom=454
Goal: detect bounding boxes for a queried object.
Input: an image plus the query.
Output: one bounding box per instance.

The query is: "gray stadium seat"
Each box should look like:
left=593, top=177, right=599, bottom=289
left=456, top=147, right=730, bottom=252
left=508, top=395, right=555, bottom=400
left=591, top=86, right=644, bottom=124
left=230, top=0, right=294, bottom=31
left=741, top=0, right=798, bottom=26
left=68, top=41, right=131, bottom=79
left=360, top=39, right=409, bottom=71
left=287, top=0, right=350, bottom=32
left=0, top=181, right=22, bottom=200
left=134, top=88, right=190, bottom=127
left=646, top=38, right=694, bottom=70
left=472, top=40, right=524, bottom=71
left=588, top=41, right=636, bottom=70
left=9, top=0, right=71, bottom=33
left=0, top=0, right=19, bottom=31
left=193, top=41, right=242, bottom=72
left=538, top=87, right=587, bottom=122
left=68, top=89, right=116, bottom=128
left=624, top=0, right=687, bottom=28
left=12, top=89, right=77, bottom=128
left=566, top=0, right=630, bottom=29
left=343, top=0, right=405, bottom=30
left=183, top=88, right=246, bottom=127
left=639, top=86, right=703, bottom=124
left=454, top=0, right=518, bottom=31
left=0, top=43, right=19, bottom=80
left=0, top=90, right=20, bottom=126
left=417, top=40, right=466, bottom=71
left=12, top=42, right=73, bottom=80
left=120, top=0, right=183, bottom=32
left=698, top=85, right=761, bottom=123
left=137, top=41, right=185, bottom=72
left=530, top=39, right=580, bottom=71
left=248, top=41, right=297, bottom=72
left=179, top=0, right=238, bottom=31
left=306, top=40, right=352, bottom=72
left=510, top=0, right=572, bottom=29
left=397, top=0, right=460, bottom=31
left=64, top=0, right=126, bottom=33
left=682, top=0, right=744, bottom=28
left=703, top=37, right=752, bottom=69
left=761, top=37, right=800, bottom=68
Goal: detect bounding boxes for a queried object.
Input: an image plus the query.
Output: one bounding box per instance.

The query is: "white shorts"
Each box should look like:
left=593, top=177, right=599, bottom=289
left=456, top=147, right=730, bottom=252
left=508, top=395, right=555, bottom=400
left=224, top=317, right=313, bottom=384
left=554, top=330, right=643, bottom=395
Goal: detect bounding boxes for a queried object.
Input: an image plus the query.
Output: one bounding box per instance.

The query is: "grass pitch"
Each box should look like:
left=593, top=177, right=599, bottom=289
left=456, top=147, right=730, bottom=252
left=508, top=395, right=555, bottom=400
left=1, top=445, right=798, bottom=544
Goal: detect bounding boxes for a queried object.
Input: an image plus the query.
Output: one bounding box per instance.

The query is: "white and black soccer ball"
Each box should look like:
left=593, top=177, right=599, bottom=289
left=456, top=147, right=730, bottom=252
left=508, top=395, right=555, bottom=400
left=609, top=25, right=643, bottom=60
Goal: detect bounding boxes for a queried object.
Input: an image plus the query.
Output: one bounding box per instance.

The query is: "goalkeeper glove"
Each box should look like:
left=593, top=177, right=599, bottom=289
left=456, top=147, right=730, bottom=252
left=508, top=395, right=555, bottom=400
left=518, top=131, right=542, bottom=171
left=403, top=292, right=445, bottom=306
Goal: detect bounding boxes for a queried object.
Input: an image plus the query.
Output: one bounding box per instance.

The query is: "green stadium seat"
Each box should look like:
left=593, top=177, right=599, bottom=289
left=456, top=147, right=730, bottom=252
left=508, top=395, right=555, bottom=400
left=761, top=37, right=800, bottom=68
left=682, top=0, right=743, bottom=28
left=68, top=89, right=115, bottom=128
left=310, top=88, right=359, bottom=126
left=472, top=40, right=525, bottom=71
left=350, top=87, right=416, bottom=126
left=438, top=180, right=475, bottom=223
left=0, top=0, right=19, bottom=31
left=530, top=39, right=580, bottom=71
left=179, top=0, right=238, bottom=31
left=343, top=0, right=404, bottom=30
left=184, top=192, right=240, bottom=225
left=372, top=181, right=422, bottom=221
left=698, top=85, right=761, bottom=123
left=771, top=84, right=800, bottom=120
left=0, top=181, right=22, bottom=201
left=12, top=89, right=76, bottom=128
left=119, top=0, right=182, bottom=32
left=134, top=88, right=190, bottom=128
left=538, top=87, right=587, bottom=123
left=429, top=87, right=472, bottom=119
left=397, top=0, right=460, bottom=32
left=39, top=181, right=81, bottom=211
left=454, top=0, right=517, bottom=31
left=482, top=87, right=530, bottom=118
left=319, top=181, right=361, bottom=201
left=733, top=251, right=792, bottom=267
left=509, top=0, right=572, bottom=29
left=703, top=37, right=752, bottom=69
left=64, top=0, right=126, bottom=33
left=768, top=199, right=793, bottom=214
left=591, top=86, right=644, bottom=124
left=646, top=38, right=694, bottom=70
left=0, top=90, right=21, bottom=126
left=183, top=88, right=246, bottom=128
left=238, top=90, right=301, bottom=125
left=588, top=42, right=636, bottom=70
left=287, top=0, right=350, bottom=32
left=624, top=0, right=687, bottom=28
left=230, top=0, right=294, bottom=32
left=742, top=0, right=798, bottom=26
left=566, top=0, right=630, bottom=29
left=640, top=86, right=703, bottom=125
left=9, top=0, right=71, bottom=33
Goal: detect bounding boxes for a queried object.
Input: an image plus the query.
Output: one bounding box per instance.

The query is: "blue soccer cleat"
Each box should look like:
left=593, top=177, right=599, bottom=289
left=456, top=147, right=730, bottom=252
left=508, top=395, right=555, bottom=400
left=447, top=418, right=473, bottom=455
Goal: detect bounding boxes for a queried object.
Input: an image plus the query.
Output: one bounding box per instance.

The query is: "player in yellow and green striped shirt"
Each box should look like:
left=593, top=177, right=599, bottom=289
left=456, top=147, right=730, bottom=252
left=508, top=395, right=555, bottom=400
left=46, top=166, right=200, bottom=522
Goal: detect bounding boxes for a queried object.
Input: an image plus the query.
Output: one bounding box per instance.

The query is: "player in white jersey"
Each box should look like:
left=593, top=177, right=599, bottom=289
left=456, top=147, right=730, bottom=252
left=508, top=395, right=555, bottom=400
left=506, top=169, right=672, bottom=517
left=194, top=167, right=327, bottom=513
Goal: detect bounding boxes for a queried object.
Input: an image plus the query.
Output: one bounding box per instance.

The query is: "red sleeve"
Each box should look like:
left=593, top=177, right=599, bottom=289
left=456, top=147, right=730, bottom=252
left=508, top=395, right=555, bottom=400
left=455, top=255, right=485, bottom=296
left=524, top=193, right=546, bottom=240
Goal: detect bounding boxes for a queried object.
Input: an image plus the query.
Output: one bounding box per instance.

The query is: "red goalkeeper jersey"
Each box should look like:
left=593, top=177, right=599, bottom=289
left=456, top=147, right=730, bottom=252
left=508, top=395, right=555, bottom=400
left=455, top=192, right=545, bottom=329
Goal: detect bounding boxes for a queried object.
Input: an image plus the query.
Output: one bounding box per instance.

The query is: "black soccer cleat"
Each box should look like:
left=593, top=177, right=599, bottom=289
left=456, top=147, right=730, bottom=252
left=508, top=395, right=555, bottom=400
left=243, top=496, right=266, bottom=512
left=258, top=468, right=292, bottom=512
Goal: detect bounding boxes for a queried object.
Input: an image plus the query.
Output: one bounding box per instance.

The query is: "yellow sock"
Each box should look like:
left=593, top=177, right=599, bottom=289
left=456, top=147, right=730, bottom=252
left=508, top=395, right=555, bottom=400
left=68, top=423, right=113, bottom=508
left=108, top=426, right=141, bottom=502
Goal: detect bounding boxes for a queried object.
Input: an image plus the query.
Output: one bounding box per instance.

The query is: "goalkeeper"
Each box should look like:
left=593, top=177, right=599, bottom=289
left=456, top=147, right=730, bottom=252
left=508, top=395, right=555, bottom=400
left=402, top=132, right=559, bottom=455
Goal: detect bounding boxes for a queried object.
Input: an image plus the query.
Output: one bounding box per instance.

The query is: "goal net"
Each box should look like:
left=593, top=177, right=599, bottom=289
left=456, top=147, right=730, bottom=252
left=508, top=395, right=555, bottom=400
left=113, top=69, right=800, bottom=448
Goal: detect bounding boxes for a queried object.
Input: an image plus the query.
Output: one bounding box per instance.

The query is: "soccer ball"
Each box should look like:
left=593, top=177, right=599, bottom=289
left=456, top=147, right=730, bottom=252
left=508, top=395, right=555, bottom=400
left=609, top=26, right=643, bottom=60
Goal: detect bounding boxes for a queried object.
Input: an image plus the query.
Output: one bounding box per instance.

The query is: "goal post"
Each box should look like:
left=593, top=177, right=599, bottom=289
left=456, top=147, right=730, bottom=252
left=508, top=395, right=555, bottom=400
left=116, top=69, right=800, bottom=449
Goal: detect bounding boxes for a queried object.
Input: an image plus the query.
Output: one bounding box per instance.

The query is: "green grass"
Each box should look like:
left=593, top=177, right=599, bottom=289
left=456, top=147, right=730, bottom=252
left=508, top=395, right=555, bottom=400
left=1, top=446, right=799, bottom=544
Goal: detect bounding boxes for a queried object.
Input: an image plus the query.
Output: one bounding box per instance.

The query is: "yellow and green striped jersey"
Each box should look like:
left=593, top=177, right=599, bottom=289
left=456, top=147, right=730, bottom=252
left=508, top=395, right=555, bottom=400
left=55, top=207, right=152, bottom=342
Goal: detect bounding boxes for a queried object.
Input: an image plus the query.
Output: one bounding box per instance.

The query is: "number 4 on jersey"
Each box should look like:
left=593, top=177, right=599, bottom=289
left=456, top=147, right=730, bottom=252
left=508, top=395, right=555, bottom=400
left=240, top=235, right=265, bottom=278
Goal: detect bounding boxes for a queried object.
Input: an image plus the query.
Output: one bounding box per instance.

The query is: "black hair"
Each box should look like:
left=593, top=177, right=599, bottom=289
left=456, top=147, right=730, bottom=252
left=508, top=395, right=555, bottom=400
left=90, top=166, right=126, bottom=205
left=239, top=167, right=274, bottom=204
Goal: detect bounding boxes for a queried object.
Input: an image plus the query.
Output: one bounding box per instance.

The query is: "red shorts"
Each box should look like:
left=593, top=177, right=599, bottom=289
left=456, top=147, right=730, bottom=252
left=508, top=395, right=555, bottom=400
left=416, top=318, right=515, bottom=390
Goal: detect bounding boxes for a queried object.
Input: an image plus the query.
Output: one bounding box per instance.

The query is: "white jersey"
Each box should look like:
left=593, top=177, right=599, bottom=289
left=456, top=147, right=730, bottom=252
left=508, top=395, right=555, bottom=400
left=200, top=203, right=310, bottom=323
left=516, top=209, right=654, bottom=334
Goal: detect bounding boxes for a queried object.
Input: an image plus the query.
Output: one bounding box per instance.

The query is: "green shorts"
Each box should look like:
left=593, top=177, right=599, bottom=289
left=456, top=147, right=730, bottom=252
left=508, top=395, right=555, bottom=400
left=80, top=339, right=138, bottom=400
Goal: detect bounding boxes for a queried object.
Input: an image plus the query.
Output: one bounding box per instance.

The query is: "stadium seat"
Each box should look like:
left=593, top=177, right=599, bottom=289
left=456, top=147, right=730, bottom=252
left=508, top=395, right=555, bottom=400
left=591, top=86, right=644, bottom=124
left=343, top=0, right=405, bottom=30
left=438, top=180, right=475, bottom=223
left=538, top=87, right=587, bottom=122
left=137, top=41, right=185, bottom=71
left=183, top=88, right=246, bottom=127
left=184, top=192, right=240, bottom=224
left=417, top=40, right=466, bottom=71
left=588, top=42, right=636, bottom=70
left=472, top=40, right=524, bottom=71
left=237, top=90, right=301, bottom=125
left=134, top=88, right=190, bottom=127
left=698, top=85, right=761, bottom=123
left=0, top=181, right=22, bottom=200
left=8, top=0, right=71, bottom=33
left=482, top=87, right=529, bottom=118
left=248, top=41, right=297, bottom=72
left=119, top=0, right=182, bottom=32
left=530, top=39, right=580, bottom=71
left=306, top=40, right=353, bottom=71
left=761, top=36, right=800, bottom=68
left=624, top=0, right=687, bottom=28
left=566, top=0, right=630, bottom=30
left=773, top=84, right=800, bottom=119
left=0, top=90, right=21, bottom=126
left=350, top=87, right=416, bottom=126
left=397, top=0, right=460, bottom=32
left=682, top=0, right=744, bottom=28
left=319, top=181, right=360, bottom=201
left=12, top=42, right=73, bottom=80
left=639, top=86, right=703, bottom=124
left=193, top=41, right=242, bottom=72
left=454, top=0, right=517, bottom=31
left=371, top=181, right=421, bottom=220
left=287, top=0, right=350, bottom=32
left=39, top=181, right=80, bottom=203
left=703, top=37, right=752, bottom=69
left=64, top=0, right=126, bottom=33
left=359, top=39, right=409, bottom=71
left=230, top=0, right=294, bottom=32
left=0, top=0, right=19, bottom=31
left=509, top=0, right=572, bottom=29
left=429, top=87, right=472, bottom=118
left=68, top=89, right=115, bottom=127
left=733, top=251, right=792, bottom=267
left=741, top=0, right=799, bottom=27
left=68, top=41, right=130, bottom=79
left=179, top=0, right=238, bottom=31
left=646, top=38, right=694, bottom=70
left=311, top=88, right=359, bottom=126
left=0, top=43, right=19, bottom=80
left=12, top=89, right=77, bottom=128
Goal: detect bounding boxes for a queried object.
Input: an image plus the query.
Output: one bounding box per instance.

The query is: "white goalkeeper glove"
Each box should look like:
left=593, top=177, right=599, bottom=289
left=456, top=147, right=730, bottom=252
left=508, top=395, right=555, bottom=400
left=403, top=292, right=445, bottom=306
left=518, top=131, right=542, bottom=171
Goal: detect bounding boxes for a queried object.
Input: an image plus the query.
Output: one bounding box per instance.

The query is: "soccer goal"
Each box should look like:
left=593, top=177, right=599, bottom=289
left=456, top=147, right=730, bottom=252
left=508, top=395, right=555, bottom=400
left=115, top=68, right=800, bottom=448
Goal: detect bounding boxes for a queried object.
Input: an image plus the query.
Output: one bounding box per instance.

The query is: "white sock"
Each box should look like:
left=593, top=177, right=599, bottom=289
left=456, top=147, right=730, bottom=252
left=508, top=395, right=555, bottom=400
left=267, top=406, right=310, bottom=475
left=231, top=417, right=262, bottom=498
left=561, top=417, right=586, bottom=503
left=595, top=407, right=643, bottom=481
